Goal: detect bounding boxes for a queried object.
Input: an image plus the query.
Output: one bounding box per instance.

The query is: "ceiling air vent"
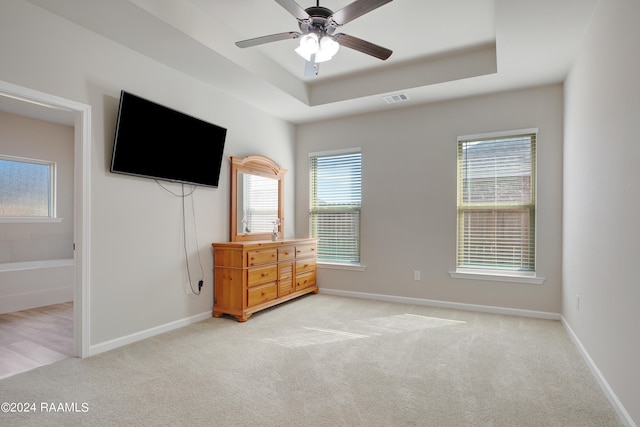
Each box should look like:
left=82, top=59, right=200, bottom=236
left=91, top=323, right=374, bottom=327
left=382, top=93, right=410, bottom=104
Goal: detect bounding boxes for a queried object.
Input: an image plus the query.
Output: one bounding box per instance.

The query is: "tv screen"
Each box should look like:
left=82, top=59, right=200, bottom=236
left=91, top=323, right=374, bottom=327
left=111, top=91, right=227, bottom=188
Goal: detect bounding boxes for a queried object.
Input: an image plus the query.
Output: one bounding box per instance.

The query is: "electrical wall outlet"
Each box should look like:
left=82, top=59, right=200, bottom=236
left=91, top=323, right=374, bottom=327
left=414, top=270, right=421, bottom=281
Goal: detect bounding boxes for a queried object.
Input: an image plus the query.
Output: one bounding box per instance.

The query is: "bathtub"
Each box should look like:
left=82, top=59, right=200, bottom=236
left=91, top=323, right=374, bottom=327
left=0, top=259, right=74, bottom=314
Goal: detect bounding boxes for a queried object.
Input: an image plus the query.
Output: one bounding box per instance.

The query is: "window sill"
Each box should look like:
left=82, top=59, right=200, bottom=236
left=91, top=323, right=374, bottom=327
left=449, top=269, right=545, bottom=285
left=317, top=261, right=366, bottom=272
left=0, top=217, right=63, bottom=224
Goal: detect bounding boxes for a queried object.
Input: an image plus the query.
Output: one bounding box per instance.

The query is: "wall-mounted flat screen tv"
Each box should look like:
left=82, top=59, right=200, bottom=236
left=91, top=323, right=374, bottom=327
left=111, top=91, right=227, bottom=188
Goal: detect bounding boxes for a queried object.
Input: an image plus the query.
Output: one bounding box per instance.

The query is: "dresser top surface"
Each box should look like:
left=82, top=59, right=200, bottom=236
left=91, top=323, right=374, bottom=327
left=212, top=238, right=317, bottom=250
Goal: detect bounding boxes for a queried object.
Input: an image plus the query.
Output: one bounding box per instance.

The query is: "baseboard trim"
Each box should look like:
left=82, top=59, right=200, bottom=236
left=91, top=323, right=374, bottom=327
left=318, top=288, right=561, bottom=320
left=89, top=311, right=211, bottom=357
left=561, top=316, right=636, bottom=427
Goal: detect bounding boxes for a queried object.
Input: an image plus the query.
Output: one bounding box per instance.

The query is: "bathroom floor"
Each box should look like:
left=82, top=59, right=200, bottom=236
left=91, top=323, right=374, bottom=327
left=0, top=302, right=73, bottom=379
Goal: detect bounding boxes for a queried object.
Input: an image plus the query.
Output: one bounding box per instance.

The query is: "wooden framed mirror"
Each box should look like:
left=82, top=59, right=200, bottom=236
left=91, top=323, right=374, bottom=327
left=230, top=155, right=286, bottom=242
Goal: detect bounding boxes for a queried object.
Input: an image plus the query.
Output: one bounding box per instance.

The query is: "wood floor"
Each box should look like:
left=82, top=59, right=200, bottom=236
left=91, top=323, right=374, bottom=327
left=0, top=302, right=74, bottom=379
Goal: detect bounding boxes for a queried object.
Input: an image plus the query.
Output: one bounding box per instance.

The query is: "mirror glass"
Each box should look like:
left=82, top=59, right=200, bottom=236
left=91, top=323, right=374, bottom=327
left=230, top=155, right=286, bottom=242
left=236, top=172, right=279, bottom=234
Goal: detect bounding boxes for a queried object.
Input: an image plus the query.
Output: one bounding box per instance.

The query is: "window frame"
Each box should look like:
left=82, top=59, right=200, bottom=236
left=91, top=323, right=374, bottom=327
left=309, top=148, right=364, bottom=269
left=451, top=128, right=544, bottom=284
left=0, top=154, right=60, bottom=223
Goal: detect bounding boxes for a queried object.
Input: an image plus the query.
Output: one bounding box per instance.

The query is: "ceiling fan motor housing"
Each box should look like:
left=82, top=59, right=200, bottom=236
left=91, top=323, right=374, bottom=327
left=299, top=6, right=336, bottom=35
left=305, top=5, right=333, bottom=17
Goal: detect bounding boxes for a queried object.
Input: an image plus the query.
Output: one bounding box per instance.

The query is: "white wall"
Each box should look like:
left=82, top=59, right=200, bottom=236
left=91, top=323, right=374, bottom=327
left=296, top=84, right=564, bottom=314
left=0, top=110, right=74, bottom=263
left=0, top=1, right=295, bottom=347
left=563, top=0, right=640, bottom=424
left=0, top=111, right=74, bottom=313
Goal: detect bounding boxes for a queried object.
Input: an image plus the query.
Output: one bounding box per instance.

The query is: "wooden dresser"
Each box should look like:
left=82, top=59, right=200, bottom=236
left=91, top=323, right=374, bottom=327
left=212, top=238, right=318, bottom=322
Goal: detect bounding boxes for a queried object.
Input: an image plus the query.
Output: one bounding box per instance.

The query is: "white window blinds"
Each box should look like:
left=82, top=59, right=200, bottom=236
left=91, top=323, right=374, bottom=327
left=310, top=150, right=361, bottom=264
left=243, top=173, right=279, bottom=233
left=457, top=132, right=536, bottom=272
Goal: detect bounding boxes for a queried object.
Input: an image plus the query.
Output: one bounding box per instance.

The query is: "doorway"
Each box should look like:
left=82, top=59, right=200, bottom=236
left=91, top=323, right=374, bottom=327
left=0, top=80, right=91, bottom=358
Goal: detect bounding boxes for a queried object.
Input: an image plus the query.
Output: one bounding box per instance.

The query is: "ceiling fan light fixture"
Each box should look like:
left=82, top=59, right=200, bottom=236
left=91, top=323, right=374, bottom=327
left=295, top=33, right=319, bottom=60
left=315, top=36, right=339, bottom=62
left=236, top=0, right=394, bottom=75
left=297, top=34, right=340, bottom=63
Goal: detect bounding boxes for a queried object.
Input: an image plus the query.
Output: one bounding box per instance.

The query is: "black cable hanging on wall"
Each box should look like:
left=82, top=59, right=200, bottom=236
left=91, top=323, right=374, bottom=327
left=156, top=180, right=204, bottom=295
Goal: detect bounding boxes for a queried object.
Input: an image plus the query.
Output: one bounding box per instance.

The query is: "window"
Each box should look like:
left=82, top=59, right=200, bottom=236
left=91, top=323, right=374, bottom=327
left=0, top=155, right=56, bottom=219
left=456, top=130, right=537, bottom=274
left=310, top=149, right=361, bottom=264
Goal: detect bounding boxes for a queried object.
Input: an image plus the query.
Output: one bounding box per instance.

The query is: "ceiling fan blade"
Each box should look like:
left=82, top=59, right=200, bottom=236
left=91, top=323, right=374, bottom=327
left=235, top=31, right=301, bottom=48
left=274, top=0, right=310, bottom=22
left=334, top=33, right=392, bottom=60
left=330, top=0, right=393, bottom=27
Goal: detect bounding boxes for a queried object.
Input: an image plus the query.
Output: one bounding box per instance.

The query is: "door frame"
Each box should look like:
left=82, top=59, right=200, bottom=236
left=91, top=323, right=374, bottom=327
left=0, top=80, right=91, bottom=357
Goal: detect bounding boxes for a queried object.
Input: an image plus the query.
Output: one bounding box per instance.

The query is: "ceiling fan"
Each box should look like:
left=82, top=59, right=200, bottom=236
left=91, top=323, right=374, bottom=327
left=235, top=0, right=394, bottom=76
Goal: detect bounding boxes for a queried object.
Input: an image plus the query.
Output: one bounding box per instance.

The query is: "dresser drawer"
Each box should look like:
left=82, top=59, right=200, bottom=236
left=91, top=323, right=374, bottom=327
left=295, top=271, right=316, bottom=290
left=248, top=282, right=277, bottom=306
left=213, top=238, right=318, bottom=322
left=278, top=246, right=295, bottom=261
left=295, top=257, right=316, bottom=274
left=248, top=265, right=277, bottom=287
left=295, top=244, right=316, bottom=258
left=247, top=249, right=277, bottom=266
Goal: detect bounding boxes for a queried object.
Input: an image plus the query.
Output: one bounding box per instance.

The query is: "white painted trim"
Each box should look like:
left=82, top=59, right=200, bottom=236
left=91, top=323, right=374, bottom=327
left=88, top=311, right=212, bottom=356
left=0, top=80, right=92, bottom=358
left=74, top=96, right=92, bottom=359
left=449, top=270, right=546, bottom=285
left=561, top=317, right=636, bottom=427
left=0, top=217, right=63, bottom=223
left=317, top=262, right=366, bottom=271
left=318, top=288, right=560, bottom=320
left=0, top=259, right=74, bottom=272
left=458, top=127, right=539, bottom=142
left=309, top=147, right=362, bottom=157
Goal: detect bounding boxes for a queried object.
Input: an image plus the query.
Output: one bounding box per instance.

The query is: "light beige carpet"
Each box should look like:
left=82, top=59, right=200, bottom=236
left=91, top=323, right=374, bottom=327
left=0, top=294, right=623, bottom=426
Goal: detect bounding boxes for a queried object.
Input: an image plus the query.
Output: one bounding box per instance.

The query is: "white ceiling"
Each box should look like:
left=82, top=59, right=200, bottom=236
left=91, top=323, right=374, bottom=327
left=13, top=0, right=598, bottom=124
